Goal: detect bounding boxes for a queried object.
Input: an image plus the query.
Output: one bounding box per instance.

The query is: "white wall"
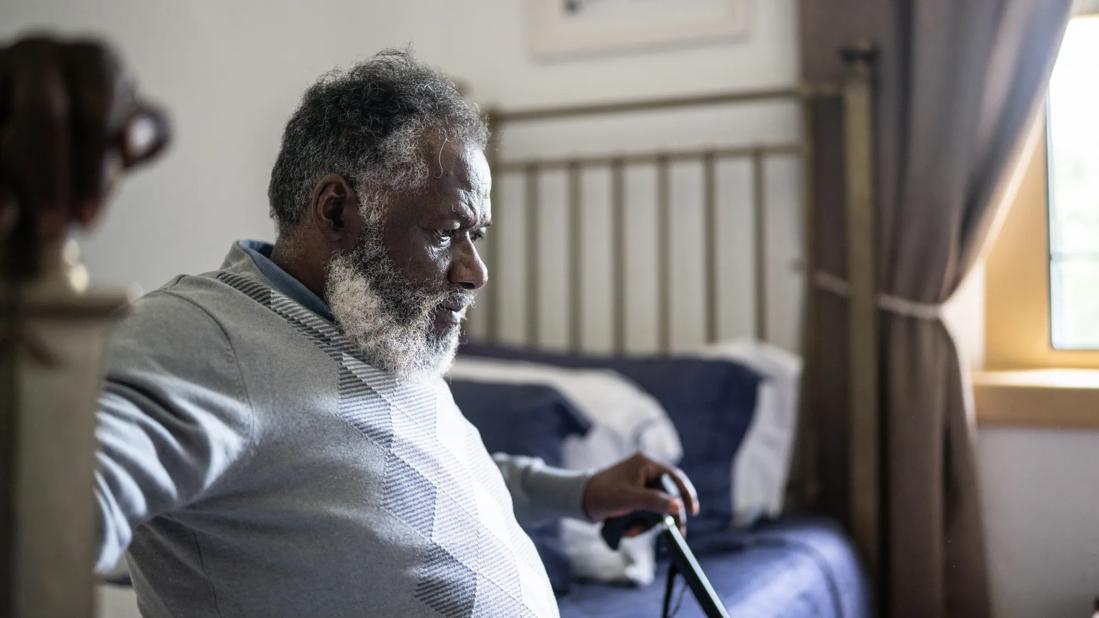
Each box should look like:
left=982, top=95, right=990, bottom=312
left=978, top=427, right=1099, bottom=618
left=0, top=0, right=797, bottom=296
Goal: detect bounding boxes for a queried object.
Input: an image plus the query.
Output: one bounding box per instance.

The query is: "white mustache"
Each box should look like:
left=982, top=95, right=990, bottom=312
left=434, top=292, right=476, bottom=315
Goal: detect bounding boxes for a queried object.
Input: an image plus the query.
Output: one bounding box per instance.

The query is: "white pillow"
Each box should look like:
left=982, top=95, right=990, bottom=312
left=559, top=520, right=661, bottom=586
left=688, top=339, right=802, bottom=526
left=447, top=356, right=681, bottom=585
left=448, top=357, right=682, bottom=469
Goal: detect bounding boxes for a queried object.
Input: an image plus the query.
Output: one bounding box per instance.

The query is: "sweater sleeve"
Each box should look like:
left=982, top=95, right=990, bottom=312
left=93, top=291, right=254, bottom=573
left=492, top=453, right=594, bottom=526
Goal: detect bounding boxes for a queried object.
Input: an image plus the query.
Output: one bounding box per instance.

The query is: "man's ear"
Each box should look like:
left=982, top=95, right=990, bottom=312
left=309, top=174, right=363, bottom=250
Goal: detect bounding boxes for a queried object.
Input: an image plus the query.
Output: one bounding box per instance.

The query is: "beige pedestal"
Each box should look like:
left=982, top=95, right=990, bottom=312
left=2, top=241, right=128, bottom=618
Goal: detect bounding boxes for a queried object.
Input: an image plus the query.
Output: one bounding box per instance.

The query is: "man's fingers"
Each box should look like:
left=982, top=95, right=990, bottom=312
left=632, top=488, right=681, bottom=519
left=656, top=463, right=700, bottom=517
left=674, top=469, right=700, bottom=516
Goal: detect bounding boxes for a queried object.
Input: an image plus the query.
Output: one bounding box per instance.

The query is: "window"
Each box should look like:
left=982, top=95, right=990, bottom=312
left=976, top=10, right=1099, bottom=427
left=1047, top=15, right=1099, bottom=349
left=984, top=10, right=1099, bottom=370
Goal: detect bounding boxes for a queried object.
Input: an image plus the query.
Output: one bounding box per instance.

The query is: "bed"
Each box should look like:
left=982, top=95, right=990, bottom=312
left=448, top=342, right=868, bottom=618
left=446, top=56, right=877, bottom=617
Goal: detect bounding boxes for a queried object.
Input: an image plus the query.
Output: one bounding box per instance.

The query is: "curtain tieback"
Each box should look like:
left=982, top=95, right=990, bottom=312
left=811, top=271, right=942, bottom=321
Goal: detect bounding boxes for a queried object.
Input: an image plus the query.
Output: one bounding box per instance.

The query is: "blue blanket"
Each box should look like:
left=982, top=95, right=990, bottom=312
left=557, top=517, right=870, bottom=618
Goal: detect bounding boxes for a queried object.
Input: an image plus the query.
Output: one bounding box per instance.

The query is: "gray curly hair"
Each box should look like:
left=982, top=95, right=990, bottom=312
left=268, top=49, right=488, bottom=234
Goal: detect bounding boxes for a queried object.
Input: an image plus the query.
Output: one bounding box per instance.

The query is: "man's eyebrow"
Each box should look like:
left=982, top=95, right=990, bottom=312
left=436, top=206, right=490, bottom=227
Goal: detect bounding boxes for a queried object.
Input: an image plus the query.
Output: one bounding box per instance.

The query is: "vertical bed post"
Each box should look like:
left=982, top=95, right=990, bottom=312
left=567, top=162, right=582, bottom=352
left=656, top=155, right=671, bottom=353
left=525, top=164, right=541, bottom=347
left=750, top=148, right=768, bottom=342
left=610, top=159, right=626, bottom=354
left=841, top=40, right=880, bottom=587
left=791, top=93, right=819, bottom=512
left=702, top=153, right=718, bottom=343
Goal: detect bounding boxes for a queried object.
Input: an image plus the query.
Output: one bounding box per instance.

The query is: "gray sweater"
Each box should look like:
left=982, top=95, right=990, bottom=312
left=94, top=241, right=591, bottom=617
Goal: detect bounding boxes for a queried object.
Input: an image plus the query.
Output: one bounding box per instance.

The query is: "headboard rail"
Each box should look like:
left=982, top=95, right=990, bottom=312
left=474, top=85, right=840, bottom=354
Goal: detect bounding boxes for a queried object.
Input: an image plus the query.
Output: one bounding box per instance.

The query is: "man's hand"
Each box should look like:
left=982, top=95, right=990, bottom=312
left=0, top=35, right=169, bottom=250
left=582, top=452, right=700, bottom=536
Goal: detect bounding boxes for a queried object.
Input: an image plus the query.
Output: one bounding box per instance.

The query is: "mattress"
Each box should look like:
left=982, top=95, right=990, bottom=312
left=556, top=517, right=870, bottom=618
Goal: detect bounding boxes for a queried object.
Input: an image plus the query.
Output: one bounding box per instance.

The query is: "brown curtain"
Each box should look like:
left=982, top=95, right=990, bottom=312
left=799, top=1, right=1071, bottom=617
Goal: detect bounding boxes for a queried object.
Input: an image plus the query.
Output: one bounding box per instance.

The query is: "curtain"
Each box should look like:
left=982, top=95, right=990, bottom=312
left=798, top=1, right=1071, bottom=616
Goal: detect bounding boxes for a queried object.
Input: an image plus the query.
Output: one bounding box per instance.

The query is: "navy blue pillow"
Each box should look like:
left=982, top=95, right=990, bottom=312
left=449, top=379, right=591, bottom=595
left=458, top=343, right=763, bottom=533
left=449, top=380, right=590, bottom=467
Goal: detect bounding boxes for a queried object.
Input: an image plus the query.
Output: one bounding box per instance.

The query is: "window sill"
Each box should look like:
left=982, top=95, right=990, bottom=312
left=974, top=369, right=1099, bottom=428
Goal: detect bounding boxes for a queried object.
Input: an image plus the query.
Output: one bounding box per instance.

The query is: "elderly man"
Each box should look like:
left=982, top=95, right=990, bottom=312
left=0, top=39, right=698, bottom=617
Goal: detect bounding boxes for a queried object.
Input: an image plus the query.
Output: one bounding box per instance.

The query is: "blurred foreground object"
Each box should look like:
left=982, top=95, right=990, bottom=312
left=0, top=35, right=169, bottom=617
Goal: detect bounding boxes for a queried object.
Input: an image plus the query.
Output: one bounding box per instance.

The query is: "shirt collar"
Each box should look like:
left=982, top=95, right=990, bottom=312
left=237, top=240, right=335, bottom=322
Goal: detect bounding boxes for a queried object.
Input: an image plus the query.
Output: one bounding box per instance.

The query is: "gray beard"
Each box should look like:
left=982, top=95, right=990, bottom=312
left=325, top=235, right=472, bottom=380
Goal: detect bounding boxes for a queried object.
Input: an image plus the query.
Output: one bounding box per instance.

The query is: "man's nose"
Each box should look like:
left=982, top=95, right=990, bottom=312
left=449, top=239, right=488, bottom=291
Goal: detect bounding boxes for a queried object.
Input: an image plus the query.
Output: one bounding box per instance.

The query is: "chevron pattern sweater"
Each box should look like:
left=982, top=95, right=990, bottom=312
left=94, top=242, right=588, bottom=617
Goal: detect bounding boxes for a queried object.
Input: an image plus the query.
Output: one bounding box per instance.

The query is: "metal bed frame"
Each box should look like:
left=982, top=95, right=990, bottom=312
left=477, top=90, right=825, bottom=352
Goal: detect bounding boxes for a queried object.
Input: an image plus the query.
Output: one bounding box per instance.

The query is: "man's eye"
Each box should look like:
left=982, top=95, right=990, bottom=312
left=471, top=230, right=486, bottom=243
left=434, top=229, right=454, bottom=243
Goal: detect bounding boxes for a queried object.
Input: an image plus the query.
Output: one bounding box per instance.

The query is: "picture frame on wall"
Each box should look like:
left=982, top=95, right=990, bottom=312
left=527, top=0, right=750, bottom=59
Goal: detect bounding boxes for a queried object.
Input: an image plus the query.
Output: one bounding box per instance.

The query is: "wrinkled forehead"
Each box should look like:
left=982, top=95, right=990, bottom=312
left=426, top=139, right=491, bottom=219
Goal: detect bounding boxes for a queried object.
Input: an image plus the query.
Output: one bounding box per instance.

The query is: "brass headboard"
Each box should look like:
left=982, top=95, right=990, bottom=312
left=469, top=85, right=840, bottom=354
left=465, top=51, right=881, bottom=581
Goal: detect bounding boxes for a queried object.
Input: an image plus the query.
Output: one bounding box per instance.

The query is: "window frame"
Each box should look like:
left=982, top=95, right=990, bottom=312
left=1043, top=12, right=1099, bottom=351
left=975, top=5, right=1099, bottom=429
left=985, top=113, right=1099, bottom=370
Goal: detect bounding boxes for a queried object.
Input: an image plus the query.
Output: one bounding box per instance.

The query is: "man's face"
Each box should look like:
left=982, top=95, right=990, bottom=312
left=325, top=140, right=491, bottom=378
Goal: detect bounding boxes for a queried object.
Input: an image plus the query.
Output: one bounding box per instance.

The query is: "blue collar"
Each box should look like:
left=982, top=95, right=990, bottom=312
left=237, top=240, right=335, bottom=322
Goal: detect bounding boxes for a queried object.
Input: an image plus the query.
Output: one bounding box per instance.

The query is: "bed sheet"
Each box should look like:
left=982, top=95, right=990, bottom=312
left=556, top=517, right=869, bottom=618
